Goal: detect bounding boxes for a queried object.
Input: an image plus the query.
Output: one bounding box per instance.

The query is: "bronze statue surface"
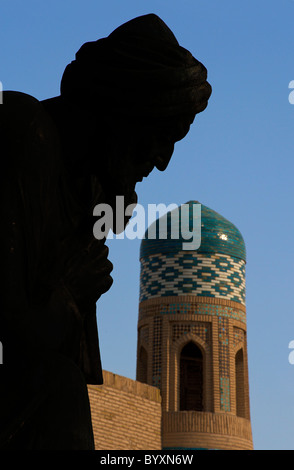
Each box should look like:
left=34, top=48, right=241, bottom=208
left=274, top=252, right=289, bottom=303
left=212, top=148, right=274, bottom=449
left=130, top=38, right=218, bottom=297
left=0, top=14, right=211, bottom=449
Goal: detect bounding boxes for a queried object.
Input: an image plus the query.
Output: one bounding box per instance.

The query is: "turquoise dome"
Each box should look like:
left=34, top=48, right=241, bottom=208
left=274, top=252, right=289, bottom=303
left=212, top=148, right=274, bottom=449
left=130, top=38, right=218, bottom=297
left=140, top=201, right=246, bottom=262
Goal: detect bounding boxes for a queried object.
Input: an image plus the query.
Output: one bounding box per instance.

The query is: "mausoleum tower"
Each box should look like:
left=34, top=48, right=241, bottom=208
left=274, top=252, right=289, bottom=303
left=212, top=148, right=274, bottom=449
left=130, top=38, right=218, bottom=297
left=136, top=201, right=253, bottom=450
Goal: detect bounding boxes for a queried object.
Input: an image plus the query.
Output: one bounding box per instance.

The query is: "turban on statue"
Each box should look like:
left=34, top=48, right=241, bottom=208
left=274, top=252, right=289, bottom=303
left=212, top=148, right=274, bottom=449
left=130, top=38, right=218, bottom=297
left=60, top=14, right=211, bottom=119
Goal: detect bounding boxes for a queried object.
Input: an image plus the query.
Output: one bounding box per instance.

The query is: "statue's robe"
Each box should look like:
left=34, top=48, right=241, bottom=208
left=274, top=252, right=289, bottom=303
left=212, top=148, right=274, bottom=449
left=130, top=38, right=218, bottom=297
left=0, top=91, right=107, bottom=449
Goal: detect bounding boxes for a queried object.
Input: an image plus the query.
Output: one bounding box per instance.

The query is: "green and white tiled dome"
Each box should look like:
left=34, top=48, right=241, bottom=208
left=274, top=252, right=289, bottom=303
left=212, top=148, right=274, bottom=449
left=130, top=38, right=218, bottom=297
left=139, top=201, right=246, bottom=305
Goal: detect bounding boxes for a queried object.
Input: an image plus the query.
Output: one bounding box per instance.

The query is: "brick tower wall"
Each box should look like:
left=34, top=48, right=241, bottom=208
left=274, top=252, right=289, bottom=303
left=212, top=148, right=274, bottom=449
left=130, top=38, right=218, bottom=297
left=137, top=246, right=253, bottom=450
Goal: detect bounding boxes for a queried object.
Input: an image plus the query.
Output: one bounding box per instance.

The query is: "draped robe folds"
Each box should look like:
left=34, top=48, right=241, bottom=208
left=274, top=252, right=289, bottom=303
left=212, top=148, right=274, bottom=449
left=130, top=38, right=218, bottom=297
left=0, top=91, right=110, bottom=448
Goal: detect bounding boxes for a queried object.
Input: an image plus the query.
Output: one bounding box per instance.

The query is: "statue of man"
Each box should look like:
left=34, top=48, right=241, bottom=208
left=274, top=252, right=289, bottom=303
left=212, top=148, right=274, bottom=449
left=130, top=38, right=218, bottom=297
left=0, top=14, right=211, bottom=449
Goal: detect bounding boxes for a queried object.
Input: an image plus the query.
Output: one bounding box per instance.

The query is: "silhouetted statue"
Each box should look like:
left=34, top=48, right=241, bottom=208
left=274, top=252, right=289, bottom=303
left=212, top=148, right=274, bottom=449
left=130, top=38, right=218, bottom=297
left=0, top=14, right=211, bottom=449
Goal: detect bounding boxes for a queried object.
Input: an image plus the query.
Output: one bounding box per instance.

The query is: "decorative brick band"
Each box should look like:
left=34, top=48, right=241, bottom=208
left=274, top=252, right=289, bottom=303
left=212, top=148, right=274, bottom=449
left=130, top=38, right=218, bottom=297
left=162, top=411, right=253, bottom=449
left=139, top=295, right=247, bottom=324
left=140, top=252, right=245, bottom=305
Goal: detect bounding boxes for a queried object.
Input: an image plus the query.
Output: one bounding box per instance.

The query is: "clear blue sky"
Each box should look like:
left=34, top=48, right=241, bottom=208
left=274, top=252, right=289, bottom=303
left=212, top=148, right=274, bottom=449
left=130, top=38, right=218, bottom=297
left=1, top=0, right=294, bottom=450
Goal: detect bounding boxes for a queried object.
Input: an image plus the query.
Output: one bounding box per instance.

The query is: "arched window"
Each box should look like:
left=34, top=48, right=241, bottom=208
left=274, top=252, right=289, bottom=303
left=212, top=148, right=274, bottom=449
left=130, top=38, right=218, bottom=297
left=235, top=348, right=245, bottom=417
left=138, top=346, right=148, bottom=384
left=180, top=342, right=203, bottom=411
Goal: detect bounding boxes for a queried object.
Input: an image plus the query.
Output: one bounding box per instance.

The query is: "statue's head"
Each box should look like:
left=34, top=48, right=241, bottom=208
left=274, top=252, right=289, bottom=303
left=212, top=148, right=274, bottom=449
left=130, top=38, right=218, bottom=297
left=60, top=14, right=212, bottom=229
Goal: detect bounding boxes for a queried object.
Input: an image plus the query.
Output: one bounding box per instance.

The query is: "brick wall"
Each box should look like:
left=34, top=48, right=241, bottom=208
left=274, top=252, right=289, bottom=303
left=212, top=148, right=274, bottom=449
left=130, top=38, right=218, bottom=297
left=88, top=370, right=162, bottom=450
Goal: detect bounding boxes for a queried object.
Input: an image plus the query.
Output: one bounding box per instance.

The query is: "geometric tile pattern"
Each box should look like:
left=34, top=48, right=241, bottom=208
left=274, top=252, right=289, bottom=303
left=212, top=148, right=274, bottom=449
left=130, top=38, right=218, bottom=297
left=138, top=301, right=246, bottom=324
left=152, top=316, right=162, bottom=389
left=172, top=323, right=210, bottom=344
left=139, top=251, right=245, bottom=305
left=140, top=326, right=149, bottom=345
left=220, top=377, right=231, bottom=412
left=218, top=317, right=231, bottom=412
left=233, top=327, right=245, bottom=347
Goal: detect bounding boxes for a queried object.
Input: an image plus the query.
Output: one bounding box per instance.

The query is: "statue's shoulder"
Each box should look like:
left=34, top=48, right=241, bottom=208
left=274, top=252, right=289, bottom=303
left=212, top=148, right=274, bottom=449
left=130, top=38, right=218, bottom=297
left=0, top=90, right=44, bottom=124
left=0, top=91, right=60, bottom=172
left=1, top=90, right=41, bottom=106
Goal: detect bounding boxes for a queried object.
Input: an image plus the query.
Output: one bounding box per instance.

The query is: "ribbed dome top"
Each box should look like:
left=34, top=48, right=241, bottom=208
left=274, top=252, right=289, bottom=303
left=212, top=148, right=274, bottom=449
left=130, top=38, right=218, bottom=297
left=140, top=201, right=246, bottom=261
